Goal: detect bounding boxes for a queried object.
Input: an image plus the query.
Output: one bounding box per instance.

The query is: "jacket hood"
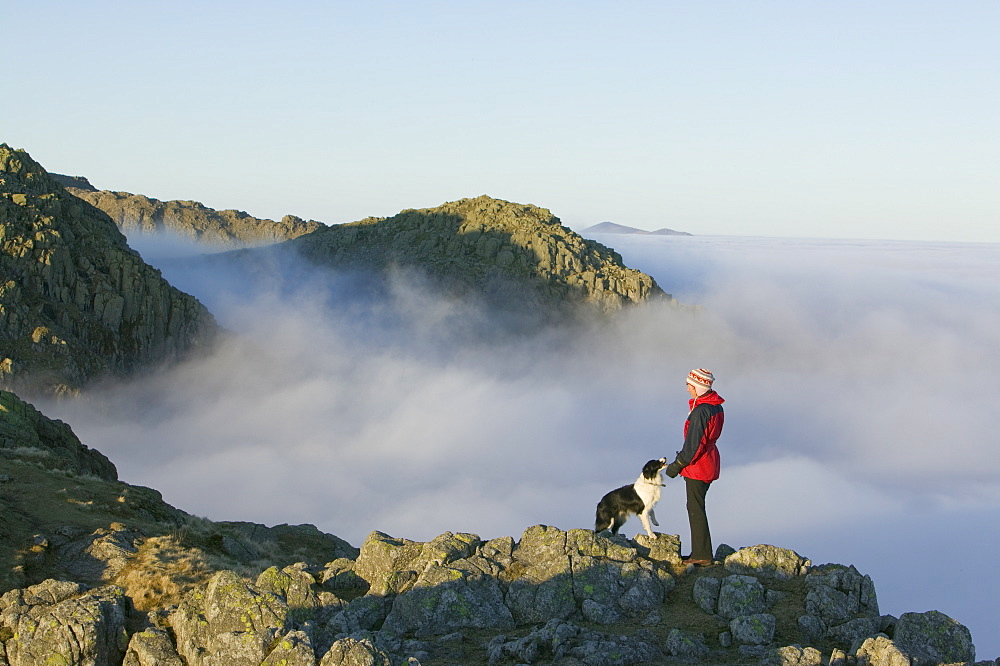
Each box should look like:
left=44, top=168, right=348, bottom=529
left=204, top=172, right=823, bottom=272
left=690, top=390, right=725, bottom=408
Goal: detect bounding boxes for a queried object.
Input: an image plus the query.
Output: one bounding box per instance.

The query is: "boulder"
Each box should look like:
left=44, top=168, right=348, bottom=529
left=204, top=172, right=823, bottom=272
left=717, top=574, right=767, bottom=619
left=168, top=570, right=292, bottom=666
left=725, top=544, right=811, bottom=580
left=261, top=630, right=318, bottom=666
left=771, top=645, right=824, bottom=666
left=893, top=610, right=975, bottom=665
left=319, top=636, right=391, bottom=666
left=505, top=526, right=670, bottom=626
left=0, top=582, right=131, bottom=666
left=856, top=635, right=912, bottom=666
left=255, top=564, right=321, bottom=622
left=804, top=564, right=879, bottom=622
left=730, top=613, right=777, bottom=645
left=122, top=627, right=184, bottom=666
left=505, top=525, right=576, bottom=623
left=381, top=562, right=514, bottom=636
left=693, top=575, right=722, bottom=614
left=665, top=627, right=710, bottom=659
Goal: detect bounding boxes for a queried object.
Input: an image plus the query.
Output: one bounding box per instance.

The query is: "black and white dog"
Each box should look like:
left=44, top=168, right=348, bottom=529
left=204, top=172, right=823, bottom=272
left=594, top=457, right=667, bottom=538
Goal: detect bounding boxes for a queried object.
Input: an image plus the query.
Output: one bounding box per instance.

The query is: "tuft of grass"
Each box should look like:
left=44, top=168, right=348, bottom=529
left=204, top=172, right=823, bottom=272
left=113, top=535, right=216, bottom=611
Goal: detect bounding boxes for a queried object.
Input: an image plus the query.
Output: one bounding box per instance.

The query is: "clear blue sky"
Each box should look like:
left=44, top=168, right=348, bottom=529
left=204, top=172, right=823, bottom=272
left=4, top=1, right=997, bottom=242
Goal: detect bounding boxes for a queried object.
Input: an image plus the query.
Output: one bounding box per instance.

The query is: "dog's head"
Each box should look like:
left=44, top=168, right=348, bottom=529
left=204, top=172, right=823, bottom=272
left=642, top=457, right=668, bottom=480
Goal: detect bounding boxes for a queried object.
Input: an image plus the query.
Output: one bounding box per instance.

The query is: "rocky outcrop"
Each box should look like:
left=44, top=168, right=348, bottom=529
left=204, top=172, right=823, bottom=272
left=0, top=389, right=116, bottom=480
left=0, top=581, right=132, bottom=666
left=284, top=196, right=671, bottom=321
left=0, top=145, right=218, bottom=395
left=2, top=526, right=985, bottom=665
left=62, top=185, right=323, bottom=248
left=0, top=392, right=988, bottom=664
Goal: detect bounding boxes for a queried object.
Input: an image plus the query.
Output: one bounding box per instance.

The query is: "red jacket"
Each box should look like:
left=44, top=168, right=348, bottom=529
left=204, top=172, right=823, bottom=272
left=671, top=391, right=725, bottom=482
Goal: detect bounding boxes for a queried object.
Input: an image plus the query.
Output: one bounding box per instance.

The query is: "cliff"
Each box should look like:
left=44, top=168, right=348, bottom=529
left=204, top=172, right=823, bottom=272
left=283, top=195, right=671, bottom=321
left=60, top=181, right=324, bottom=247
left=0, top=145, right=218, bottom=395
left=0, top=391, right=987, bottom=665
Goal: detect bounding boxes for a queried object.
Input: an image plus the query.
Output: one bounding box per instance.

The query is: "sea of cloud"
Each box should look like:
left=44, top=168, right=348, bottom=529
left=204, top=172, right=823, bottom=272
left=42, top=232, right=1000, bottom=658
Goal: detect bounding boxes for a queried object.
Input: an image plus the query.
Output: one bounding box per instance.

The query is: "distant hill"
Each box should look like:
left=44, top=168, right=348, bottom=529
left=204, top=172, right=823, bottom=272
left=0, top=145, right=218, bottom=396
left=55, top=177, right=324, bottom=248
left=280, top=195, right=672, bottom=323
left=582, top=221, right=692, bottom=236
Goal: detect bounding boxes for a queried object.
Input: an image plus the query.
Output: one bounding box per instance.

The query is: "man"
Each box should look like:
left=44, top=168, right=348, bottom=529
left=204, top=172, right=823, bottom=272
left=665, top=368, right=725, bottom=566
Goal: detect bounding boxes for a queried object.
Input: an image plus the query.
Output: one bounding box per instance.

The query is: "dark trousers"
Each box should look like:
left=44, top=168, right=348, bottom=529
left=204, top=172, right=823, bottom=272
left=685, top=477, right=713, bottom=560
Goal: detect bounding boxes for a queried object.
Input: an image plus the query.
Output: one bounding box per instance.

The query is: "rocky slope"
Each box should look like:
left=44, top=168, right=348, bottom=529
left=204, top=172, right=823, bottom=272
left=0, top=145, right=218, bottom=395
left=282, top=196, right=671, bottom=321
left=0, top=390, right=989, bottom=665
left=58, top=179, right=324, bottom=248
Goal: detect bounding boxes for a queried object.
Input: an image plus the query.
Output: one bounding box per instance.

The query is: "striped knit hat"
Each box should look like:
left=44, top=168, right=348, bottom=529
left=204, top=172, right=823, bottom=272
left=686, top=369, right=715, bottom=393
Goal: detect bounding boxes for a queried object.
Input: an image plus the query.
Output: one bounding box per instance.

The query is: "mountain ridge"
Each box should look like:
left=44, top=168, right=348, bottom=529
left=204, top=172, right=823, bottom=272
left=281, top=195, right=672, bottom=323
left=59, top=181, right=324, bottom=248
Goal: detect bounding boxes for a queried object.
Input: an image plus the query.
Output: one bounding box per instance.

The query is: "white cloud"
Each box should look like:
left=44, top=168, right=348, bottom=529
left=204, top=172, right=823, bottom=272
left=40, top=233, right=1000, bottom=657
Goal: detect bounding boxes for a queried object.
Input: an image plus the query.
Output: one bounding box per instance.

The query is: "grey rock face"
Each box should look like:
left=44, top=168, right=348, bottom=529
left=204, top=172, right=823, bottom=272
left=0, top=582, right=131, bottom=666
left=0, top=145, right=217, bottom=395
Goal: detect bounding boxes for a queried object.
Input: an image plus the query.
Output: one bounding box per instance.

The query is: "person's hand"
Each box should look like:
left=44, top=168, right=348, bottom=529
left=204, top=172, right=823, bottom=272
left=665, top=460, right=682, bottom=478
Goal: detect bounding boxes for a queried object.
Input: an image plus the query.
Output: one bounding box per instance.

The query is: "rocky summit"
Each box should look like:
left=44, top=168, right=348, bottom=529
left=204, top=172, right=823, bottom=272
left=57, top=177, right=324, bottom=248
left=0, top=145, right=218, bottom=396
left=0, top=391, right=989, bottom=665
left=284, top=195, right=671, bottom=321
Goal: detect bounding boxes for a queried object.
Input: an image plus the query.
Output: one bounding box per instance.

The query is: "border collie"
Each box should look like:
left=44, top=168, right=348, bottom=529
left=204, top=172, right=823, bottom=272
left=595, top=457, right=667, bottom=538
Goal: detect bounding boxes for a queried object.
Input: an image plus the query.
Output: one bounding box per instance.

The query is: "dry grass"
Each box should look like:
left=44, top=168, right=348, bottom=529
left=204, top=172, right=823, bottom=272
left=113, top=535, right=216, bottom=611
